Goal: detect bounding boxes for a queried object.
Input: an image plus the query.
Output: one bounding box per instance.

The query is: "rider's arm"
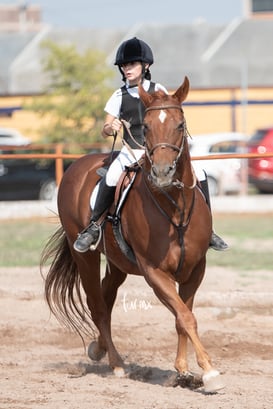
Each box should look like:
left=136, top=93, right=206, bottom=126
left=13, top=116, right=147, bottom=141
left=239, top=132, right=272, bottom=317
left=101, top=114, right=122, bottom=138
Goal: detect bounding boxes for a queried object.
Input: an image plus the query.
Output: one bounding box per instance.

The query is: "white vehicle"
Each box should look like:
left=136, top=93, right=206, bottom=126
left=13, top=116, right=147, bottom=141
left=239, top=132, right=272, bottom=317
left=189, top=132, right=248, bottom=196
left=0, top=127, right=30, bottom=146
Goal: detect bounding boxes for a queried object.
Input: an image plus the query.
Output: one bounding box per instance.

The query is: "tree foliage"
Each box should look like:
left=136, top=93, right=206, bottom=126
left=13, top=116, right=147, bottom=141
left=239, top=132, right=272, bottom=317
left=27, top=40, right=115, bottom=144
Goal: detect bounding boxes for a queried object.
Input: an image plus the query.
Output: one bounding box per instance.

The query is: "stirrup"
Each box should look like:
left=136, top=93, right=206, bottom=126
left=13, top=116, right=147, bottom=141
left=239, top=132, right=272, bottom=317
left=73, top=222, right=102, bottom=253
left=89, top=224, right=102, bottom=251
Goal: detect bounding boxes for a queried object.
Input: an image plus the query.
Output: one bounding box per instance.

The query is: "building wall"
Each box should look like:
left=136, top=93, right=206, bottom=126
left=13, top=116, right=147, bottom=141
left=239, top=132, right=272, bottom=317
left=0, top=96, right=47, bottom=140
left=0, top=4, right=42, bottom=32
left=184, top=87, right=273, bottom=136
left=0, top=87, right=273, bottom=141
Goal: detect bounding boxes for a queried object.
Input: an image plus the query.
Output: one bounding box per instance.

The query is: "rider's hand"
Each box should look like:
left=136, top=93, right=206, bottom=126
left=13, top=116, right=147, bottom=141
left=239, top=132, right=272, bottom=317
left=111, top=118, right=122, bottom=133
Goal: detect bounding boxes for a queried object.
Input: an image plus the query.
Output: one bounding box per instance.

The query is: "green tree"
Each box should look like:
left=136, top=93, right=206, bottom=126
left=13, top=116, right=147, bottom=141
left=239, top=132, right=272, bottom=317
left=27, top=40, right=115, bottom=145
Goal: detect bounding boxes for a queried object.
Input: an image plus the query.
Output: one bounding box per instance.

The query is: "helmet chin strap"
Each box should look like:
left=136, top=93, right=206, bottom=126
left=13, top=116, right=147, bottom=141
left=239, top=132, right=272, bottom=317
left=141, top=64, right=146, bottom=81
left=142, top=63, right=151, bottom=81
left=118, top=65, right=126, bottom=82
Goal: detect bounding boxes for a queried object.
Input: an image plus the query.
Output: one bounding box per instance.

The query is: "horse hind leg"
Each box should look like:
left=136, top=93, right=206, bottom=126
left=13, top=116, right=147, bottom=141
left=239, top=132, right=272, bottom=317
left=74, top=252, right=126, bottom=376
left=100, top=261, right=127, bottom=376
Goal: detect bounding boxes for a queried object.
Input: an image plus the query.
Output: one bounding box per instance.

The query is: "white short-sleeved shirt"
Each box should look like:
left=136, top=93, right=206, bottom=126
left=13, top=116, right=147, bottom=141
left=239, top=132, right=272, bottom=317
left=104, top=79, right=168, bottom=118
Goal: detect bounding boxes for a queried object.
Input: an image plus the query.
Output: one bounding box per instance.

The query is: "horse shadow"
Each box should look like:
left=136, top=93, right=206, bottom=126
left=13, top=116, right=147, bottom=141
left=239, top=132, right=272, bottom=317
left=47, top=358, right=220, bottom=394
left=57, top=360, right=209, bottom=393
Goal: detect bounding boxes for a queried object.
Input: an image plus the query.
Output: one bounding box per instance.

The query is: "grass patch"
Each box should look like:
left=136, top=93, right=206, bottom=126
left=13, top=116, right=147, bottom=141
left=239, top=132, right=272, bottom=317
left=0, top=214, right=272, bottom=270
left=207, top=246, right=272, bottom=271
left=0, top=218, right=58, bottom=267
left=207, top=213, right=273, bottom=270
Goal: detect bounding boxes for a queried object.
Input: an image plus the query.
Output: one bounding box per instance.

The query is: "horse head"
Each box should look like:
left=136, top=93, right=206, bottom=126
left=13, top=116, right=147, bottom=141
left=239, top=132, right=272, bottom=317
left=139, top=76, right=190, bottom=188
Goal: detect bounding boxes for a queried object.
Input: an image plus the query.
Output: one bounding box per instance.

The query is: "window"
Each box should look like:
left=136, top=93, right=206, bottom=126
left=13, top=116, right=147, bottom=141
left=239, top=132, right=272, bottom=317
left=252, top=0, right=273, bottom=12
left=209, top=141, right=241, bottom=154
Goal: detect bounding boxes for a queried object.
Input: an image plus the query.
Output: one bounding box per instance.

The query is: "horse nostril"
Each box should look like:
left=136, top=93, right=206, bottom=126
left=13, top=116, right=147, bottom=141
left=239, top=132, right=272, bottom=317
left=152, top=166, right=158, bottom=177
left=165, top=166, right=174, bottom=176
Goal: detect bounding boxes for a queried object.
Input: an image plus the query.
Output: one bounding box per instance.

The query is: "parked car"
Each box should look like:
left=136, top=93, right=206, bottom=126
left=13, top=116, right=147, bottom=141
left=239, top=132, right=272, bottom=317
left=0, top=149, right=57, bottom=201
left=189, top=132, right=248, bottom=196
left=0, top=127, right=30, bottom=146
left=248, top=127, right=273, bottom=193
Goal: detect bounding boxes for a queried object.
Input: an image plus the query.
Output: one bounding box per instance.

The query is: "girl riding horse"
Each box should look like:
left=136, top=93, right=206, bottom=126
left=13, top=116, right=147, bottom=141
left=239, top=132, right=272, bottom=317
left=73, top=37, right=228, bottom=253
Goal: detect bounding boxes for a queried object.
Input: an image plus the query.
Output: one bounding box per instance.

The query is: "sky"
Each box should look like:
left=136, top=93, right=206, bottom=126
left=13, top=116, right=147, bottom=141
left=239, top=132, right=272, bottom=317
left=2, top=0, right=245, bottom=28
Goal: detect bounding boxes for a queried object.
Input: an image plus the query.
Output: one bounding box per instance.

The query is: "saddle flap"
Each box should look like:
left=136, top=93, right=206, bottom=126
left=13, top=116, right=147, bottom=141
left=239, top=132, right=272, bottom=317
left=114, top=161, right=142, bottom=215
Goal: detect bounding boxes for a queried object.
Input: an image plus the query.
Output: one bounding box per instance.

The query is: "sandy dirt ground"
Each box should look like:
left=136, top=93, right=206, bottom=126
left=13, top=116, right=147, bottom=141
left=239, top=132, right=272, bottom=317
left=0, top=264, right=273, bottom=409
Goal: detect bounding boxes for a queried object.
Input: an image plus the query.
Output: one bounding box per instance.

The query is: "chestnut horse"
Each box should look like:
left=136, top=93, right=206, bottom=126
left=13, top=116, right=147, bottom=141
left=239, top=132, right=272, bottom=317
left=42, top=77, right=224, bottom=392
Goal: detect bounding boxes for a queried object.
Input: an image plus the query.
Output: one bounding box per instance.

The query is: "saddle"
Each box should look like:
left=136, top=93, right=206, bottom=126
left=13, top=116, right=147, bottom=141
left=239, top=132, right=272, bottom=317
left=100, top=160, right=143, bottom=263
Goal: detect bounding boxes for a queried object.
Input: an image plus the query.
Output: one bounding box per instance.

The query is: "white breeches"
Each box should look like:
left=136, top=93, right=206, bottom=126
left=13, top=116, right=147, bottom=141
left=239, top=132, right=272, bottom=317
left=90, top=146, right=144, bottom=209
left=105, top=145, right=144, bottom=186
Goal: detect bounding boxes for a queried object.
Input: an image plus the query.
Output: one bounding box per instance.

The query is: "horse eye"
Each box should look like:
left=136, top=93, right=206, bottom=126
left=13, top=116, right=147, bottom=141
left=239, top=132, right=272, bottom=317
left=142, top=123, right=149, bottom=135
left=177, top=122, right=185, bottom=132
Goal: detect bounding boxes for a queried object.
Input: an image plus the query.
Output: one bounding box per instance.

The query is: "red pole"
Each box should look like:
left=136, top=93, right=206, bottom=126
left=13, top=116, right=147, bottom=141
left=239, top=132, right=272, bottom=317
left=55, top=143, right=64, bottom=187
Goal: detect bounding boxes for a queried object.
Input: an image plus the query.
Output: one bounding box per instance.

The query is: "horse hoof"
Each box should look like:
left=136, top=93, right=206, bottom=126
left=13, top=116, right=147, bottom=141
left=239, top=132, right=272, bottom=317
left=87, top=341, right=106, bottom=361
left=202, top=370, right=225, bottom=393
left=113, top=367, right=125, bottom=378
left=174, top=371, right=203, bottom=389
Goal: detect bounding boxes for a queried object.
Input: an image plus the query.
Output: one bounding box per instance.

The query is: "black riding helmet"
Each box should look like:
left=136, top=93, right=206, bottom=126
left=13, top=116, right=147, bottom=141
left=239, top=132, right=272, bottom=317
left=114, top=37, right=154, bottom=82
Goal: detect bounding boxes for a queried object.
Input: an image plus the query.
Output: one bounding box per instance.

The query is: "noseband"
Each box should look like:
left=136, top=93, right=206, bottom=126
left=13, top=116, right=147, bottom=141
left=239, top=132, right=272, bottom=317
left=144, top=104, right=187, bottom=168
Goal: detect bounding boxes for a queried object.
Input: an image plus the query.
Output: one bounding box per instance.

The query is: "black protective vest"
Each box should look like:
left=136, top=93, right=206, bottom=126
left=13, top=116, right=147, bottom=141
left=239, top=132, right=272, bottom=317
left=120, top=82, right=155, bottom=148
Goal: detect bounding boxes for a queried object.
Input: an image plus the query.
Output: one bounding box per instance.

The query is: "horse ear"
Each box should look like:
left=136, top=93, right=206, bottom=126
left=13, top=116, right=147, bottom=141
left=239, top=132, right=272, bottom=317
left=173, top=76, right=190, bottom=103
left=138, top=82, right=153, bottom=107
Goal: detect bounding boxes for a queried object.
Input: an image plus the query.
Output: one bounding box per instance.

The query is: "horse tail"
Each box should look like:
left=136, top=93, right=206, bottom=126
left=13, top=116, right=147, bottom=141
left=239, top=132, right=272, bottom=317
left=41, top=226, right=94, bottom=340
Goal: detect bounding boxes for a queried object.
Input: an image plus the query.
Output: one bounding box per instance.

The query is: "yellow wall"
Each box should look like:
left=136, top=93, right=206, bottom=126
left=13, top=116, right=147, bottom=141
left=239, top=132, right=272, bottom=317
left=184, top=87, right=273, bottom=137
left=1, top=88, right=273, bottom=142
left=0, top=96, right=48, bottom=140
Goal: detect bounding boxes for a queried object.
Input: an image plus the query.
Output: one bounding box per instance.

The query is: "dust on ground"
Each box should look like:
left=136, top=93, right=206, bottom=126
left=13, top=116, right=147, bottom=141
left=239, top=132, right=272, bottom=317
left=0, top=265, right=272, bottom=409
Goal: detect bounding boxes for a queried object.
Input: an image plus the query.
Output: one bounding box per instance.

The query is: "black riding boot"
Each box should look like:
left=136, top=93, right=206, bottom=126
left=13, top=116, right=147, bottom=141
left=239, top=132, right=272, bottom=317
left=200, top=178, right=229, bottom=251
left=73, top=177, right=116, bottom=253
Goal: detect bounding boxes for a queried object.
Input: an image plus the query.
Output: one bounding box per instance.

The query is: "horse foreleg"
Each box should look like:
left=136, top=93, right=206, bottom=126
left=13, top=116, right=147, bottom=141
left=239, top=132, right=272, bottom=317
left=175, top=261, right=206, bottom=386
left=173, top=327, right=204, bottom=390
left=145, top=268, right=224, bottom=392
left=178, top=261, right=225, bottom=392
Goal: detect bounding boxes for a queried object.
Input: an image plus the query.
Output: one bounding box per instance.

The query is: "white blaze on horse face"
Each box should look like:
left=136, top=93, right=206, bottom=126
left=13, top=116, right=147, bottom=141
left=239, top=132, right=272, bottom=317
left=159, top=109, right=167, bottom=123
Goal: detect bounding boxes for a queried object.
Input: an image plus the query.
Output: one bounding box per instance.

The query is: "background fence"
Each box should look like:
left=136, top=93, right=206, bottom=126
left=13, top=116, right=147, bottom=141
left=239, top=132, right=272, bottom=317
left=1, top=143, right=273, bottom=193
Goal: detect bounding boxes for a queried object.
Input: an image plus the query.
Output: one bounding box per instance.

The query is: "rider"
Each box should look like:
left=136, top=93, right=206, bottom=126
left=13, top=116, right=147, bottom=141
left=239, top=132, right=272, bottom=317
left=73, top=37, right=228, bottom=253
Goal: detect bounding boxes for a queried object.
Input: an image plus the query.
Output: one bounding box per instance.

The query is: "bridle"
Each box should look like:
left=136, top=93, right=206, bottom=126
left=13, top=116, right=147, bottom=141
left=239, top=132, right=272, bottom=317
left=121, top=103, right=195, bottom=190
left=144, top=104, right=188, bottom=172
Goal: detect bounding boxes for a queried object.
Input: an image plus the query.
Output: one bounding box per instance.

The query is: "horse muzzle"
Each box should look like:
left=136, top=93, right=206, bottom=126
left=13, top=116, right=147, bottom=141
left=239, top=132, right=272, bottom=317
left=150, top=163, right=176, bottom=188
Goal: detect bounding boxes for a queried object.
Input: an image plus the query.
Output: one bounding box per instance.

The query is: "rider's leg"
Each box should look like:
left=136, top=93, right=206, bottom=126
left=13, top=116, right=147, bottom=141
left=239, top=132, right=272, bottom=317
left=73, top=147, right=144, bottom=253
left=199, top=174, right=228, bottom=251
left=73, top=176, right=115, bottom=253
